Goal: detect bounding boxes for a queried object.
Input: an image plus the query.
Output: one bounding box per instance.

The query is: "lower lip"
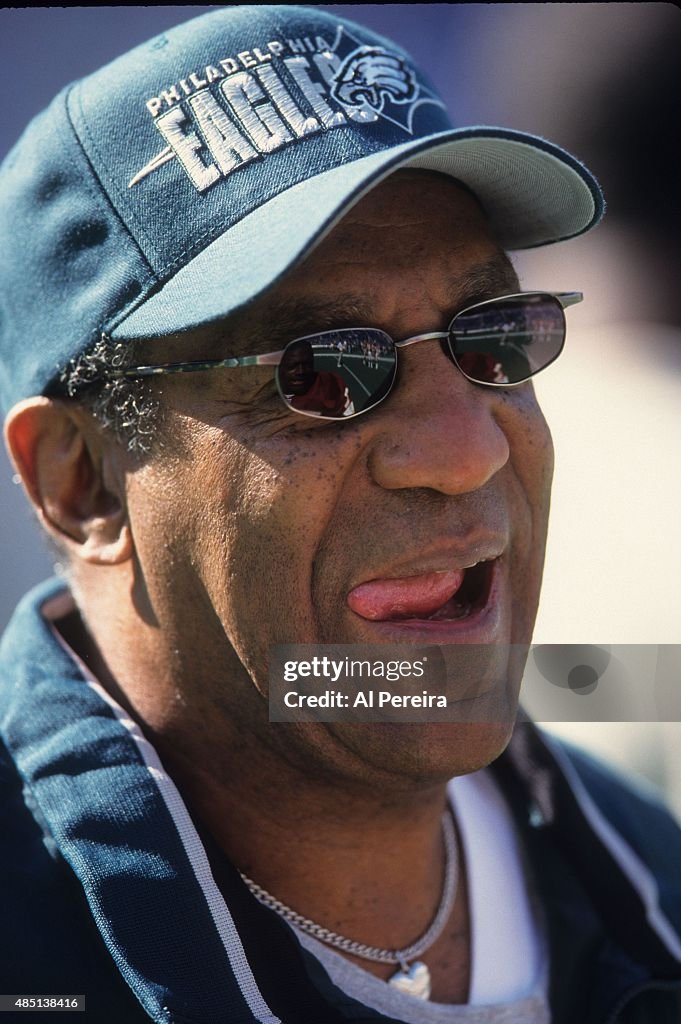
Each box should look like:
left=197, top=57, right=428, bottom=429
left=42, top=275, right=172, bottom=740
left=347, top=561, right=504, bottom=642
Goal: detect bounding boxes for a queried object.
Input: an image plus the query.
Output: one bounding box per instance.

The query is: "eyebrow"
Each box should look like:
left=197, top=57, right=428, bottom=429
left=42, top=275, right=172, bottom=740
left=454, top=252, right=521, bottom=309
left=197, top=251, right=521, bottom=359
left=260, top=252, right=520, bottom=340
left=248, top=296, right=377, bottom=352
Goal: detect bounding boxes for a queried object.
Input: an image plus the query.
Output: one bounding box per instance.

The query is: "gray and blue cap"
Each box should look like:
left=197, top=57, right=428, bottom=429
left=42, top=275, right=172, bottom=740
left=0, top=5, right=604, bottom=414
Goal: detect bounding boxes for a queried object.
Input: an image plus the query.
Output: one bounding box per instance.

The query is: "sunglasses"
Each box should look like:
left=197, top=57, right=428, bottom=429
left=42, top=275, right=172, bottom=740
left=108, top=291, right=582, bottom=421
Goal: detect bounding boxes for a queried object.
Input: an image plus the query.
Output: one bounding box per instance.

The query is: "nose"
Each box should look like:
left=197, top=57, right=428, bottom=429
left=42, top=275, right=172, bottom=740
left=366, top=341, right=510, bottom=494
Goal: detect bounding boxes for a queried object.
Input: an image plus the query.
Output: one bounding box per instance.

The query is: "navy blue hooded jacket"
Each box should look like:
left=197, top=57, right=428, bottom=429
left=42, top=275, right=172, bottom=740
left=1, top=580, right=680, bottom=1023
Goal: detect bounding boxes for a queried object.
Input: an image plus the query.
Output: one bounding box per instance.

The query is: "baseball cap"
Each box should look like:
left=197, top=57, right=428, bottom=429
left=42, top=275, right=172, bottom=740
left=0, top=5, right=604, bottom=414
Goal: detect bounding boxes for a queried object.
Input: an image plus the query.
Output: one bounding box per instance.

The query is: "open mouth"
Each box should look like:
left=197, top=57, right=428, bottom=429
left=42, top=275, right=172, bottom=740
left=347, top=560, right=496, bottom=623
left=418, top=561, right=493, bottom=621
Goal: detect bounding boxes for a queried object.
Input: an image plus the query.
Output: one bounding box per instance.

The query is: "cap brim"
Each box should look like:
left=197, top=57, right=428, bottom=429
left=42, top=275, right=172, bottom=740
left=110, top=127, right=603, bottom=342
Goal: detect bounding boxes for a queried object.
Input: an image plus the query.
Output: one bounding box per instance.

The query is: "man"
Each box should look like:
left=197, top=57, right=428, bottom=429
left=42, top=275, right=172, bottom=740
left=0, top=7, right=679, bottom=1024
left=278, top=340, right=354, bottom=416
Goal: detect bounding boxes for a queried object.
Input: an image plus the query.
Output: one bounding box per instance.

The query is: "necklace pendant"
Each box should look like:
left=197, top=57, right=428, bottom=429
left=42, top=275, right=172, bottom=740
left=388, top=961, right=431, bottom=1000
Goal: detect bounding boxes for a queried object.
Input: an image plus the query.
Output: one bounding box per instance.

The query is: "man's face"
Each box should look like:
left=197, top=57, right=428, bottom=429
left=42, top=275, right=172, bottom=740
left=121, top=172, right=554, bottom=784
left=278, top=341, right=315, bottom=395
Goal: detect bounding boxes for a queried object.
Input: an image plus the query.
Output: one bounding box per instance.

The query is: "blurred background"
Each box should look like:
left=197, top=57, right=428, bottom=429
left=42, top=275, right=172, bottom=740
left=1, top=5, right=679, bottom=814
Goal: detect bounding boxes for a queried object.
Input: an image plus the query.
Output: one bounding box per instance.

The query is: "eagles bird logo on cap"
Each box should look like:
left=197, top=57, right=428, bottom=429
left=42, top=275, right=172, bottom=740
left=330, top=47, right=419, bottom=116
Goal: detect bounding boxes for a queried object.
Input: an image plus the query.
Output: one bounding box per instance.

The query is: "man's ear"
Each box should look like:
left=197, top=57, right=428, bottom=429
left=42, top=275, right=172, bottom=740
left=4, top=397, right=132, bottom=565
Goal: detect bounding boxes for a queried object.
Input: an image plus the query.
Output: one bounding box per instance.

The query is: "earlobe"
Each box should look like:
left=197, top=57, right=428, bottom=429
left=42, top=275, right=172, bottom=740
left=4, top=397, right=132, bottom=565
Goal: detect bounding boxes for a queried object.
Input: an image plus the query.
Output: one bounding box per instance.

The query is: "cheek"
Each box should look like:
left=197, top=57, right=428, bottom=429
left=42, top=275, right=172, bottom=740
left=219, top=434, right=365, bottom=672
left=497, top=391, right=554, bottom=637
left=498, top=387, right=554, bottom=516
left=521, top=400, right=554, bottom=538
left=146, top=421, right=357, bottom=669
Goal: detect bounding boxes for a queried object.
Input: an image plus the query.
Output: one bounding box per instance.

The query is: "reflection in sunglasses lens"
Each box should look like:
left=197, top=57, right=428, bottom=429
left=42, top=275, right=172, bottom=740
left=276, top=296, right=565, bottom=418
left=277, top=330, right=397, bottom=418
left=453, top=295, right=564, bottom=384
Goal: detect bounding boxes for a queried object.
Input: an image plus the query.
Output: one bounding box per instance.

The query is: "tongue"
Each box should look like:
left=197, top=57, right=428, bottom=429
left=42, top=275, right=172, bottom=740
left=347, top=570, right=466, bottom=621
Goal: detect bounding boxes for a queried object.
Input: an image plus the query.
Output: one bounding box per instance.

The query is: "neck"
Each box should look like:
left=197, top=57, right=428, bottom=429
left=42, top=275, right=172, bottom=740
left=156, top=708, right=448, bottom=884
left=165, top=726, right=473, bottom=1005
left=165, top=731, right=470, bottom=1003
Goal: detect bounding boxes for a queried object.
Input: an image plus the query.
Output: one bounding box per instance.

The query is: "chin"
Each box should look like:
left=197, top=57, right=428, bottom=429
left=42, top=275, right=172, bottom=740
left=332, top=714, right=517, bottom=791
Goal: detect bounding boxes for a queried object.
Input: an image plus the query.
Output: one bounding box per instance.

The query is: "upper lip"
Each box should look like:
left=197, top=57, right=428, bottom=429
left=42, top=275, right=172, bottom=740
left=346, top=532, right=508, bottom=590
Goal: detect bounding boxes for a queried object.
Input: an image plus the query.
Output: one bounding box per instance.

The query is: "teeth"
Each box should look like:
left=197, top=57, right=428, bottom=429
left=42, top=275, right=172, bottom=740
left=433, top=558, right=487, bottom=573
left=427, top=600, right=471, bottom=621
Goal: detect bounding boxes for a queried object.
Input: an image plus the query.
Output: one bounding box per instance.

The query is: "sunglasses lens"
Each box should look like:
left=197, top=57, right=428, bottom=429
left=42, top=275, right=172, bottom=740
left=451, top=294, right=565, bottom=384
left=276, top=330, right=397, bottom=418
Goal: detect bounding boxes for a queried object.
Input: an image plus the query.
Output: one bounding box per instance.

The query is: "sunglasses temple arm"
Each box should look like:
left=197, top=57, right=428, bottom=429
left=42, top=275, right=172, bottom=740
left=105, top=350, right=285, bottom=379
left=556, top=291, right=584, bottom=309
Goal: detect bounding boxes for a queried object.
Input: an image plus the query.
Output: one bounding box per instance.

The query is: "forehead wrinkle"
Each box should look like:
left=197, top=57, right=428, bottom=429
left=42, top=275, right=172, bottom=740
left=158, top=250, right=521, bottom=363
left=251, top=252, right=519, bottom=345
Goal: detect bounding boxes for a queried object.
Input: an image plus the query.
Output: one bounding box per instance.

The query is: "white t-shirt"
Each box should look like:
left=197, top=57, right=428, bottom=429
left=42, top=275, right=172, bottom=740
left=294, top=769, right=549, bottom=1023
